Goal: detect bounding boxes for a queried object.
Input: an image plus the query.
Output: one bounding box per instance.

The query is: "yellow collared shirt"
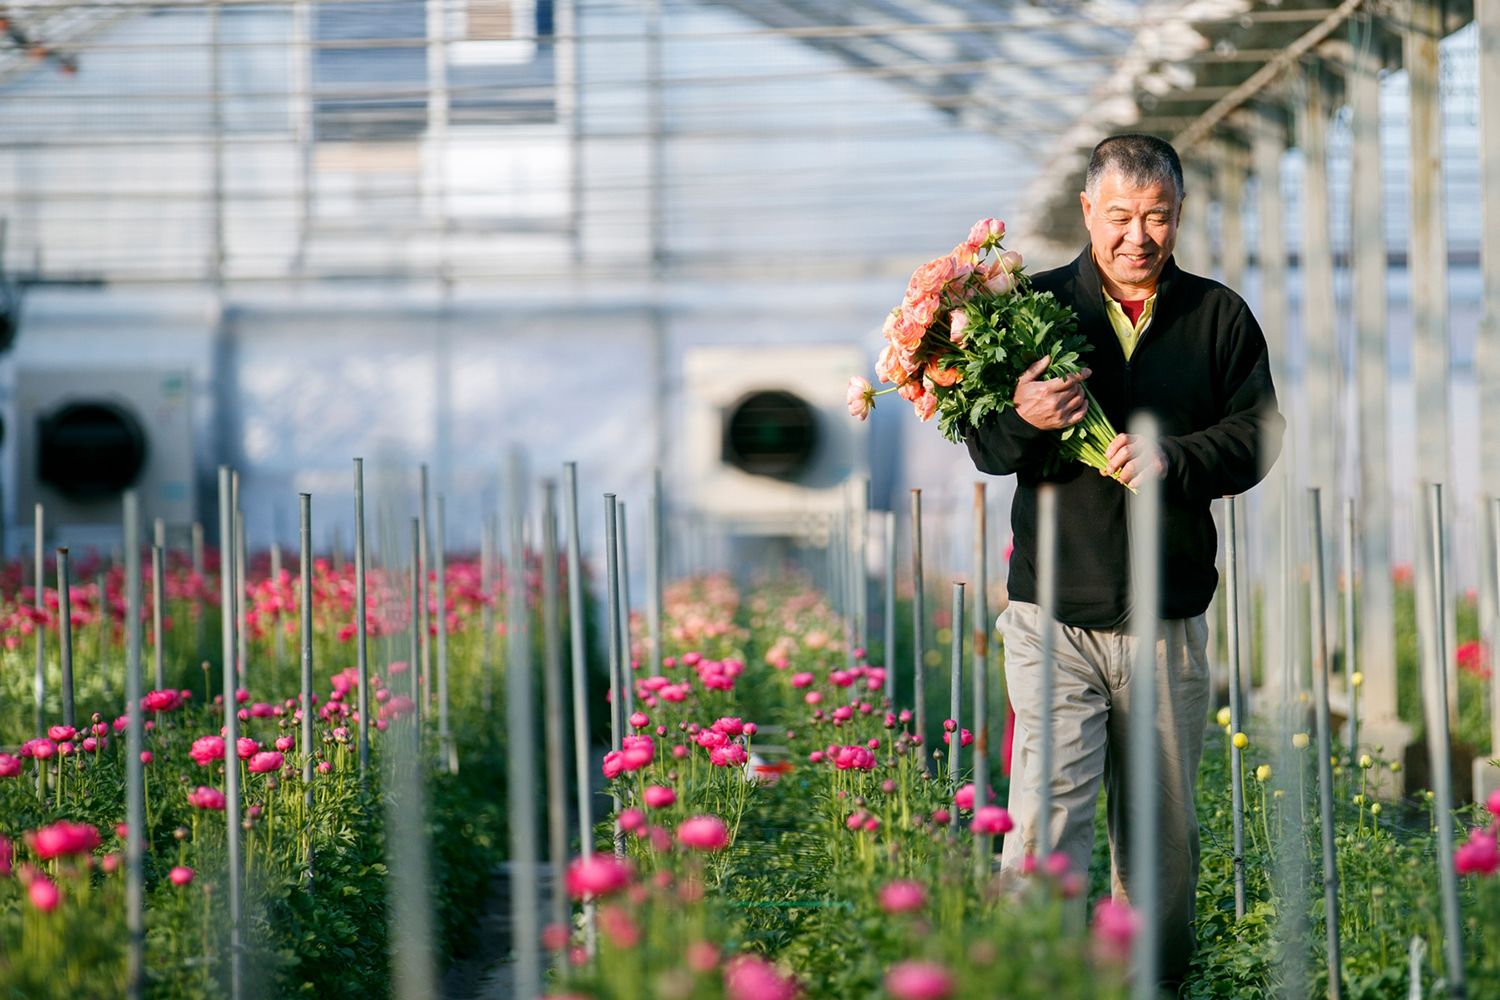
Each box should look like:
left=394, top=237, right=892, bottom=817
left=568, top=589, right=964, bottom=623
left=1102, top=293, right=1156, bottom=362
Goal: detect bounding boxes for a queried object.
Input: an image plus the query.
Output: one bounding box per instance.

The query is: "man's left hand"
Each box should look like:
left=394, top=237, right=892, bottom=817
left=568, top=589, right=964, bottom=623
left=1102, top=433, right=1166, bottom=490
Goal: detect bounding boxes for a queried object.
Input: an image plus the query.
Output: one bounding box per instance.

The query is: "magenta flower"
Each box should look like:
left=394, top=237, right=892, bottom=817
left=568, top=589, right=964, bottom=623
left=1488, top=788, right=1500, bottom=820
left=236, top=738, right=260, bottom=761
left=971, top=806, right=1013, bottom=835
left=188, top=786, right=227, bottom=810
left=931, top=809, right=951, bottom=825
left=1455, top=827, right=1500, bottom=876
left=885, top=961, right=954, bottom=1000
left=724, top=954, right=797, bottom=1000
left=28, top=739, right=57, bottom=761
left=677, top=815, right=731, bottom=852
left=711, top=717, right=744, bottom=736
left=28, top=874, right=60, bottom=912
left=710, top=745, right=749, bottom=768
left=643, top=785, right=677, bottom=809
left=0, top=754, right=20, bottom=778
left=32, top=821, right=102, bottom=860
left=247, top=751, right=285, bottom=774
left=317, top=761, right=333, bottom=774
left=953, top=784, right=995, bottom=810
left=1091, top=898, right=1138, bottom=962
left=169, top=866, right=195, bottom=887
left=618, top=809, right=645, bottom=833
left=685, top=940, right=720, bottom=973
left=629, top=712, right=650, bottom=729
left=0, top=836, right=10, bottom=876
left=47, top=725, right=77, bottom=742
left=275, top=736, right=294, bottom=752
left=190, top=736, right=225, bottom=766
left=564, top=855, right=631, bottom=899
left=877, top=880, right=927, bottom=914
left=790, top=673, right=815, bottom=689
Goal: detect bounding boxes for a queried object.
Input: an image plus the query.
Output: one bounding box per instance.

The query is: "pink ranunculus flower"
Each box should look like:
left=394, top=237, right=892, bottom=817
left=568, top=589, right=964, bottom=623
left=629, top=712, right=650, bottom=729
left=0, top=754, right=20, bottom=778
left=907, top=255, right=957, bottom=298
left=30, top=739, right=57, bottom=761
left=902, top=293, right=940, bottom=331
left=236, top=738, right=260, bottom=760
left=1487, top=787, right=1500, bottom=819
left=564, top=855, right=631, bottom=900
left=676, top=815, right=731, bottom=852
left=643, top=785, right=677, bottom=809
left=28, top=874, right=60, bottom=912
left=247, top=751, right=284, bottom=774
left=33, top=821, right=102, bottom=860
left=965, top=218, right=1004, bottom=249
left=1455, top=827, right=1500, bottom=876
left=0, top=835, right=11, bottom=875
left=948, top=309, right=970, bottom=347
left=317, top=761, right=333, bottom=774
left=913, top=383, right=938, bottom=422
left=190, top=736, right=225, bottom=766
left=724, top=954, right=797, bottom=1000
left=618, top=809, right=645, bottom=834
left=997, top=249, right=1023, bottom=273
left=275, top=737, right=294, bottom=752
left=790, top=672, right=815, bottom=689
left=971, top=806, right=1013, bottom=835
left=710, top=745, right=748, bottom=768
left=47, top=725, right=77, bottom=742
left=847, top=376, right=874, bottom=420
left=169, top=866, right=195, bottom=887
left=188, top=786, right=226, bottom=810
left=985, top=268, right=1018, bottom=296
left=885, top=960, right=955, bottom=1000
left=1091, top=898, right=1139, bottom=963
left=686, top=940, right=720, bottom=973
left=877, top=879, right=927, bottom=914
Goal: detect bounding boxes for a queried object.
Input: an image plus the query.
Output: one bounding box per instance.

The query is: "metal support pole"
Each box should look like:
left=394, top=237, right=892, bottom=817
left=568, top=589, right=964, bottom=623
left=604, top=494, right=623, bottom=754
left=1225, top=496, right=1246, bottom=920
left=647, top=469, right=663, bottom=677
left=193, top=521, right=205, bottom=665
left=409, top=522, right=421, bottom=732
left=1128, top=415, right=1161, bottom=1000
left=616, top=501, right=634, bottom=717
left=58, top=547, right=73, bottom=729
left=856, top=476, right=869, bottom=655
left=299, top=493, right=315, bottom=884
left=1492, top=498, right=1500, bottom=765
left=437, top=495, right=452, bottom=772
left=947, top=583, right=964, bottom=798
left=217, top=467, right=243, bottom=1000
left=563, top=463, right=597, bottom=955
left=1342, top=498, right=1358, bottom=750
left=1481, top=0, right=1500, bottom=508
left=911, top=490, right=926, bottom=765
left=124, top=492, right=145, bottom=1000
left=884, top=511, right=897, bottom=705
left=1035, top=483, right=1058, bottom=865
left=507, top=476, right=541, bottom=1000
left=541, top=482, right=570, bottom=952
left=1417, top=483, right=1467, bottom=998
left=34, top=502, right=43, bottom=737
left=971, top=484, right=991, bottom=879
left=152, top=544, right=166, bottom=691
left=1308, top=489, right=1344, bottom=1000
left=419, top=465, right=432, bottom=715
left=99, top=567, right=112, bottom=702
left=354, top=458, right=370, bottom=776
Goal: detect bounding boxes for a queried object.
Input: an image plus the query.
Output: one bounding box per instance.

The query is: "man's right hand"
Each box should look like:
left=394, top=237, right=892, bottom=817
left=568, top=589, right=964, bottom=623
left=1014, top=356, right=1092, bottom=430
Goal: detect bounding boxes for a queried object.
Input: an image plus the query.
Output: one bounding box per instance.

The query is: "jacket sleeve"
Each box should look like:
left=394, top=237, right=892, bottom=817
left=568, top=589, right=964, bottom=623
left=1157, top=303, right=1285, bottom=501
left=964, top=404, right=1054, bottom=476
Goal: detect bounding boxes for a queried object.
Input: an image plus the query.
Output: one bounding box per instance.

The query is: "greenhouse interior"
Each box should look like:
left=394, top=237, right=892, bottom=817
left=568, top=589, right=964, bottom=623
left=5, top=0, right=1500, bottom=996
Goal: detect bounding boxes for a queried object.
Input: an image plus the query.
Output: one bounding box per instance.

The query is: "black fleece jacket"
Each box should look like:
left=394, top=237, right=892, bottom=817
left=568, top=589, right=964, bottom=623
left=965, top=248, right=1284, bottom=628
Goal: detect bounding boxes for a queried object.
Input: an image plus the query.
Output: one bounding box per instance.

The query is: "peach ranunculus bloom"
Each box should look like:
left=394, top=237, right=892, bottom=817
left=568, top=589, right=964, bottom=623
left=897, top=379, right=925, bottom=403
left=907, top=255, right=957, bottom=299
left=997, top=249, right=1024, bottom=273
left=925, top=358, right=960, bottom=387
left=889, top=314, right=925, bottom=353
left=913, top=382, right=938, bottom=422
left=985, top=269, right=1019, bottom=296
left=901, top=294, right=940, bottom=330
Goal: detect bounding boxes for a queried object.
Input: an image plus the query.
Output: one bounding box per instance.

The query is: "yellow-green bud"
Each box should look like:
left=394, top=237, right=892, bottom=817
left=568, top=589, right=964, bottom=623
left=1232, top=732, right=1249, bottom=750
left=1353, top=794, right=1365, bottom=805
left=1359, top=754, right=1373, bottom=769
left=1370, top=803, right=1382, bottom=816
left=1256, top=765, right=1272, bottom=783
left=1351, top=671, right=1364, bottom=688
left=1216, top=707, right=1232, bottom=728
left=1390, top=761, right=1401, bottom=773
left=1273, top=789, right=1285, bottom=799
left=1292, top=733, right=1310, bottom=749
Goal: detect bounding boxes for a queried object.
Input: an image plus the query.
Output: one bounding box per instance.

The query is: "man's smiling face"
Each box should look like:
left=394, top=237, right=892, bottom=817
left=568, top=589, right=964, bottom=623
left=1079, top=171, right=1181, bottom=296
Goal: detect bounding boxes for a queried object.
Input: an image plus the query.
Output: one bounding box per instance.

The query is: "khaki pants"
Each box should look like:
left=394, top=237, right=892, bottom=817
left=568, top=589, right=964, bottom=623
left=998, top=601, right=1211, bottom=985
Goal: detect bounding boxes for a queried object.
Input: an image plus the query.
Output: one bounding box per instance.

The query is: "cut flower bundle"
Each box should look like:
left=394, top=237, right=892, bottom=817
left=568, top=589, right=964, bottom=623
left=848, top=219, right=1128, bottom=485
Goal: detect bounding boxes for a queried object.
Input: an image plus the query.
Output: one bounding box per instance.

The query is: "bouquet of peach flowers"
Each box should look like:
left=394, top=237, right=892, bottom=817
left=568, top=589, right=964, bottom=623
left=848, top=219, right=1124, bottom=481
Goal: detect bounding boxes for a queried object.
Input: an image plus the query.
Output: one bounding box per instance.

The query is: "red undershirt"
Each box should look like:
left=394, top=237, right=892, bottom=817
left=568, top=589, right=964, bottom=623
left=1118, top=298, right=1148, bottom=325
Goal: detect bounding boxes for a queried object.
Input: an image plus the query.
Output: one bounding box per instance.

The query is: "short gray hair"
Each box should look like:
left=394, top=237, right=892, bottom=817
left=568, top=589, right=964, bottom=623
left=1084, top=134, right=1184, bottom=202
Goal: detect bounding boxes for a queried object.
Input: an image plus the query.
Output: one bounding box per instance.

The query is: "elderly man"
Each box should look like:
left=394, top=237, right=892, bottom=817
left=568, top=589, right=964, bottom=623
left=965, top=134, right=1283, bottom=987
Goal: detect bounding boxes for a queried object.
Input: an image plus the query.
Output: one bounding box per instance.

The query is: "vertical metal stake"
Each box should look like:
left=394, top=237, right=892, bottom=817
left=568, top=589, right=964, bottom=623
left=648, top=469, right=663, bottom=677
left=911, top=490, right=926, bottom=766
left=971, top=484, right=991, bottom=879
left=1127, top=415, right=1161, bottom=1000
left=563, top=463, right=598, bottom=956
left=616, top=501, right=634, bottom=717
left=1225, top=496, right=1246, bottom=920
left=948, top=582, right=965, bottom=814
left=1036, top=483, right=1059, bottom=865
left=885, top=511, right=897, bottom=706
left=437, top=495, right=452, bottom=772
left=34, top=503, right=44, bottom=737
left=58, top=547, right=74, bottom=729
left=1308, top=488, right=1344, bottom=1000
left=354, top=458, right=370, bottom=776
left=124, top=493, right=146, bottom=1000
left=541, top=482, right=571, bottom=957
left=152, top=544, right=166, bottom=691
left=217, top=468, right=243, bottom=1000
left=299, top=493, right=315, bottom=886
